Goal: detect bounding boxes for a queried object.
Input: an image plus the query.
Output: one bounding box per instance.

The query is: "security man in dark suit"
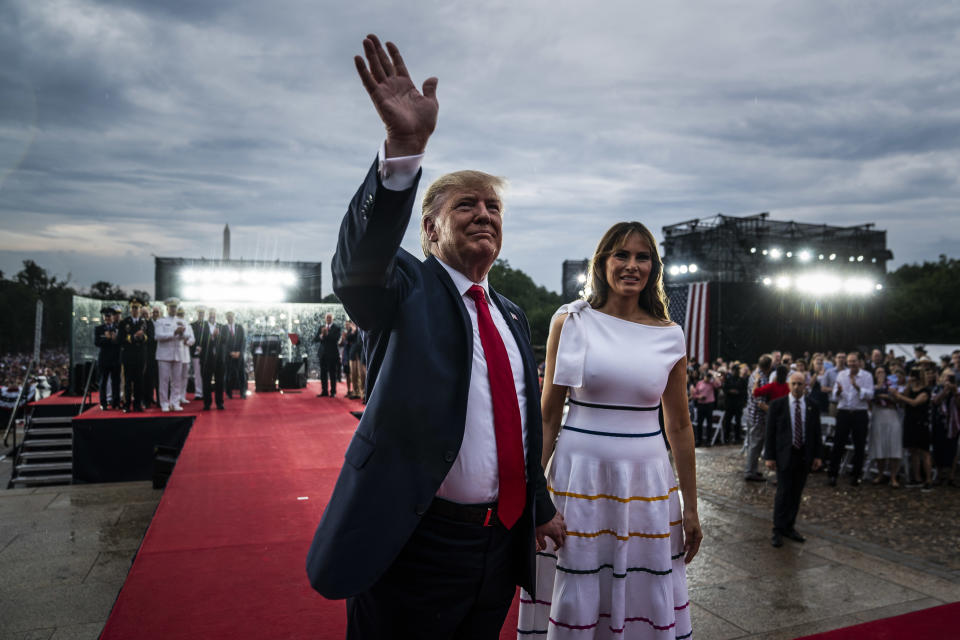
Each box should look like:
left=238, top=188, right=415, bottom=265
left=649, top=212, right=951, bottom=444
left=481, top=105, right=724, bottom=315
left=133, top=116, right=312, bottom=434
left=94, top=306, right=122, bottom=410
left=196, top=307, right=226, bottom=410
left=305, top=35, right=564, bottom=639
left=119, top=296, right=152, bottom=412
left=313, top=312, right=341, bottom=397
left=765, top=371, right=823, bottom=548
left=223, top=310, right=247, bottom=398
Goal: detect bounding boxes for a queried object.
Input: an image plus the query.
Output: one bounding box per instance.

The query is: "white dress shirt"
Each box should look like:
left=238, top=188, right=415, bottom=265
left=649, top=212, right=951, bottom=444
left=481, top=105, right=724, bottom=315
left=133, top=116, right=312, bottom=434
left=831, top=368, right=874, bottom=411
left=376, top=145, right=529, bottom=504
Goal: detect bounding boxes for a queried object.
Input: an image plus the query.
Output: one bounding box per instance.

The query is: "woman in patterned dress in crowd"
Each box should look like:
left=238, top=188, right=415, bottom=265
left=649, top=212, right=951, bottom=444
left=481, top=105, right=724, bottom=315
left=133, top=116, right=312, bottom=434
left=518, top=222, right=702, bottom=639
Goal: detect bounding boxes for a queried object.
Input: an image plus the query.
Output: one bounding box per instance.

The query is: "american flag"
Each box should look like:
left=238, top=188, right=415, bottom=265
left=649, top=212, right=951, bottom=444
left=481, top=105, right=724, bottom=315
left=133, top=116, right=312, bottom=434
left=666, top=282, right=710, bottom=363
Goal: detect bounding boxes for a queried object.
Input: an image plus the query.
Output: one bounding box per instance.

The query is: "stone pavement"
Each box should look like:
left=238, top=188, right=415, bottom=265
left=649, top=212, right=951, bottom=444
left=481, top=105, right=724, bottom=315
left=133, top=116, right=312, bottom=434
left=1, top=448, right=958, bottom=639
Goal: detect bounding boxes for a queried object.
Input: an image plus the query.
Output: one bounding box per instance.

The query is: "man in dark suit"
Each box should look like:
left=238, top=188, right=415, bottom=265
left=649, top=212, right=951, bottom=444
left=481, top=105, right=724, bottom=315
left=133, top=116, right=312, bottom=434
left=223, top=310, right=246, bottom=398
left=314, top=312, right=341, bottom=397
left=94, top=306, right=122, bottom=410
left=119, top=296, right=152, bottom=412
left=305, top=35, right=565, bottom=639
left=765, top=371, right=823, bottom=548
left=196, top=307, right=226, bottom=410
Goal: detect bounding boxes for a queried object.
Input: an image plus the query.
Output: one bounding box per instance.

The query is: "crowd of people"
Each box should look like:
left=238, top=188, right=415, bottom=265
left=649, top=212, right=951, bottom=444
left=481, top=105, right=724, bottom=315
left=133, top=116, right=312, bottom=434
left=94, top=297, right=249, bottom=412
left=686, top=346, right=960, bottom=489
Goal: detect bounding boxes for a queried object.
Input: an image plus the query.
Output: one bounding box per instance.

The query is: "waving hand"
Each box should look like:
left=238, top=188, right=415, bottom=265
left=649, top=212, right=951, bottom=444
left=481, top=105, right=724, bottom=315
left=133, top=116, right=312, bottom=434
left=355, top=34, right=438, bottom=158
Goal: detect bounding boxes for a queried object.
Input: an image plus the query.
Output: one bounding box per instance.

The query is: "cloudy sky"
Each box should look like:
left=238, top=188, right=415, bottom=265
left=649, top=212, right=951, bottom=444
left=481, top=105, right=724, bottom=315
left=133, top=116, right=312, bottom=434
left=2, top=0, right=958, bottom=296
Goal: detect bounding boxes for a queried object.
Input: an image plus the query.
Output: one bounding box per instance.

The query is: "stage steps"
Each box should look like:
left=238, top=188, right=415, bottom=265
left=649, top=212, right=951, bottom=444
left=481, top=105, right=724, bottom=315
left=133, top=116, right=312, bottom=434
left=10, top=413, right=73, bottom=487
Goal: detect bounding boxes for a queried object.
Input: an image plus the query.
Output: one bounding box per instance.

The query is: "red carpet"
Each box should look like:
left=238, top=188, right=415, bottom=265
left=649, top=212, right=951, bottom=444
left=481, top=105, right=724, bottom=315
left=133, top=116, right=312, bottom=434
left=796, top=602, right=960, bottom=639
left=99, top=381, right=523, bottom=639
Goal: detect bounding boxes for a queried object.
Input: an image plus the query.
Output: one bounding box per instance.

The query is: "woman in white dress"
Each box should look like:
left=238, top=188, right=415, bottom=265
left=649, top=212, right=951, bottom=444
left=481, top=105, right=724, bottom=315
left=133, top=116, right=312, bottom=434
left=868, top=366, right=902, bottom=487
left=518, top=222, right=702, bottom=639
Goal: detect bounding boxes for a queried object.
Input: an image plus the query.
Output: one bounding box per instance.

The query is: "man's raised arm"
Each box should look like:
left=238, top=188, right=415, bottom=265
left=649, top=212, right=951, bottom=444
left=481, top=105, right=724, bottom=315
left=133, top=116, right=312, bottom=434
left=332, top=35, right=439, bottom=329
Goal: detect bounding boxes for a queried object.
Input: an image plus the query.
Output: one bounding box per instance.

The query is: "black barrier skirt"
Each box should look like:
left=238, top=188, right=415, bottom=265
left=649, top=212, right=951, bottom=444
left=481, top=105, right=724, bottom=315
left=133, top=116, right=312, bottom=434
left=72, top=416, right=194, bottom=483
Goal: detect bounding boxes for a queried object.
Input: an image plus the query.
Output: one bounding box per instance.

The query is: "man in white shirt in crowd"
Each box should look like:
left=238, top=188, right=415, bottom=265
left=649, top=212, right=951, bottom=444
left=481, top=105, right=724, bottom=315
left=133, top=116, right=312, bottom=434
left=175, top=307, right=195, bottom=405
left=827, top=352, right=874, bottom=486
left=154, top=298, right=187, bottom=412
left=190, top=307, right=206, bottom=401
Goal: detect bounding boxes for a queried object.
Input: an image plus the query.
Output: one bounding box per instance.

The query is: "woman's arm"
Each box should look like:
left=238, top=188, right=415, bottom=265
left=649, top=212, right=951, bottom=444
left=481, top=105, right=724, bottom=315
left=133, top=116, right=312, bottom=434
left=540, top=313, right=570, bottom=469
left=891, top=389, right=929, bottom=407
left=662, top=356, right=702, bottom=564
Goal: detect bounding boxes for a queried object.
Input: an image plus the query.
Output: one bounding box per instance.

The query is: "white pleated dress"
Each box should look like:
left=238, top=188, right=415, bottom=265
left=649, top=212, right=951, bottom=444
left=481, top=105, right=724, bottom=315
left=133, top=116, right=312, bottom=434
left=518, top=302, right=692, bottom=639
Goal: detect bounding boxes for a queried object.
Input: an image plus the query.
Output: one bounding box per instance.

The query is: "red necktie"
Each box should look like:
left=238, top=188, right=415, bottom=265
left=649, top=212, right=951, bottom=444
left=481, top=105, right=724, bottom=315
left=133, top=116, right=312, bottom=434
left=466, top=285, right=526, bottom=529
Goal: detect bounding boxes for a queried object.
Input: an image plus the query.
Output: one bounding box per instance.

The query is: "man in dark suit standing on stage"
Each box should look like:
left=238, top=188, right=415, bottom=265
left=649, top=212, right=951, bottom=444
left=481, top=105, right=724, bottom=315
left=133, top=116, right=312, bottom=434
left=306, top=35, right=564, bottom=639
left=765, top=371, right=823, bottom=548
left=196, top=307, right=226, bottom=410
left=94, top=306, right=122, bottom=410
left=119, top=296, right=152, bottom=412
left=314, top=312, right=341, bottom=397
left=223, top=310, right=246, bottom=398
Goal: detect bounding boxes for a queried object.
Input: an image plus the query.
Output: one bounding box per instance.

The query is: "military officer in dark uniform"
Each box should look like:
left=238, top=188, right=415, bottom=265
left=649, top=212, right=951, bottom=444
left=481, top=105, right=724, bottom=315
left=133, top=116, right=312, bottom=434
left=119, top=296, right=152, bottom=412
left=94, top=305, right=122, bottom=410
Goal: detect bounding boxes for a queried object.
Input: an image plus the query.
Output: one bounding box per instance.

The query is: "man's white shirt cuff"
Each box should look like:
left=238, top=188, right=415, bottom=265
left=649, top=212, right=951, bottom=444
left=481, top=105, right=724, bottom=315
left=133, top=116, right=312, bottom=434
left=378, top=141, right=423, bottom=191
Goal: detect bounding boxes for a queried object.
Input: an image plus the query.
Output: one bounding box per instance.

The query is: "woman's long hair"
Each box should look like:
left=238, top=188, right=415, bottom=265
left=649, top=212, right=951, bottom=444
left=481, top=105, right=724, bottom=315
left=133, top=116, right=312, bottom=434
left=585, top=222, right=669, bottom=322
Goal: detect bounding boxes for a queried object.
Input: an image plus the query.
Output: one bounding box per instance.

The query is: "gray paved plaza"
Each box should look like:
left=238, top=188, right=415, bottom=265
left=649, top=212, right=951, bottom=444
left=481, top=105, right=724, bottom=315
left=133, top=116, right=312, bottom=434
left=1, top=447, right=957, bottom=639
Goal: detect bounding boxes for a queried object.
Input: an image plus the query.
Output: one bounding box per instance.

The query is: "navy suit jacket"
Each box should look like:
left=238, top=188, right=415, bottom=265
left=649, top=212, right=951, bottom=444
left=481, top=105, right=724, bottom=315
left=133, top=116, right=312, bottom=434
left=306, top=158, right=556, bottom=600
left=764, top=394, right=823, bottom=469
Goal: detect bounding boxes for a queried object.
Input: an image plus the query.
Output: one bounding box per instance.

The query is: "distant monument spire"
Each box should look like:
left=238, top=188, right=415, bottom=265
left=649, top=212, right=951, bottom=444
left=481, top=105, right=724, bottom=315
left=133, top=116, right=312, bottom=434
left=223, top=224, right=231, bottom=261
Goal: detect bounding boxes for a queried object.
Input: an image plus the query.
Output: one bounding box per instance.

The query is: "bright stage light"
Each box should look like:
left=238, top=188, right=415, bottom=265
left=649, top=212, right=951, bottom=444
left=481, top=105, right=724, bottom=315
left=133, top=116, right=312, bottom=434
left=577, top=273, right=587, bottom=283
left=786, top=251, right=793, bottom=258
left=179, top=268, right=298, bottom=302
left=857, top=255, right=864, bottom=262
left=679, top=265, right=689, bottom=274
left=765, top=271, right=879, bottom=297
left=843, top=277, right=874, bottom=295
left=798, top=250, right=812, bottom=262
left=762, top=249, right=769, bottom=256
left=750, top=247, right=757, bottom=253
left=818, top=254, right=825, bottom=260
left=829, top=253, right=837, bottom=261
left=848, top=256, right=855, bottom=262
left=769, top=248, right=782, bottom=259
left=688, top=264, right=698, bottom=273
left=668, top=265, right=680, bottom=276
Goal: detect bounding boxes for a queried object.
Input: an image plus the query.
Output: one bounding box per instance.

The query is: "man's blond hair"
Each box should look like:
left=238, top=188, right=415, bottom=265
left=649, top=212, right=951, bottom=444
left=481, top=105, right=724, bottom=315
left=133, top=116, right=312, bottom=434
left=420, top=170, right=507, bottom=257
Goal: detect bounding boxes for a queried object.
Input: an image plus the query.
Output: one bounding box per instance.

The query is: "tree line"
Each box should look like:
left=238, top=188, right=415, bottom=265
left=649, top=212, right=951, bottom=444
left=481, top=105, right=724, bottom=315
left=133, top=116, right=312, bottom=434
left=1, top=255, right=957, bottom=356
left=0, top=260, right=150, bottom=353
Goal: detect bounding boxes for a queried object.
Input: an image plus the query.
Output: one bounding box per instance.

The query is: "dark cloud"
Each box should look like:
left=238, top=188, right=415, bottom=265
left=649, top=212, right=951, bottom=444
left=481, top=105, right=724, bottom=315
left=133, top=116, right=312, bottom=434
left=1, top=0, right=958, bottom=295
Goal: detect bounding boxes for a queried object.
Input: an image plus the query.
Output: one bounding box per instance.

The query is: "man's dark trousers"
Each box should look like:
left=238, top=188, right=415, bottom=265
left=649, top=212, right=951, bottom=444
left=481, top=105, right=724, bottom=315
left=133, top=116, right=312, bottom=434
left=346, top=507, right=522, bottom=639
left=99, top=363, right=121, bottom=408
left=320, top=354, right=340, bottom=396
left=121, top=352, right=145, bottom=410
left=829, top=409, right=868, bottom=479
left=202, top=361, right=225, bottom=409
left=774, top=447, right=809, bottom=533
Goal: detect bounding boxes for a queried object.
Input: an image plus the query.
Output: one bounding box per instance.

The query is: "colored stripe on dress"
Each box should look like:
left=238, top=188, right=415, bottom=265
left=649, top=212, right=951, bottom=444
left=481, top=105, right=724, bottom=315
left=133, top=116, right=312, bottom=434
left=549, top=612, right=677, bottom=633
left=548, top=484, right=678, bottom=502
left=566, top=528, right=671, bottom=540
left=562, top=424, right=662, bottom=438
left=556, top=563, right=672, bottom=577
left=569, top=398, right=661, bottom=412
